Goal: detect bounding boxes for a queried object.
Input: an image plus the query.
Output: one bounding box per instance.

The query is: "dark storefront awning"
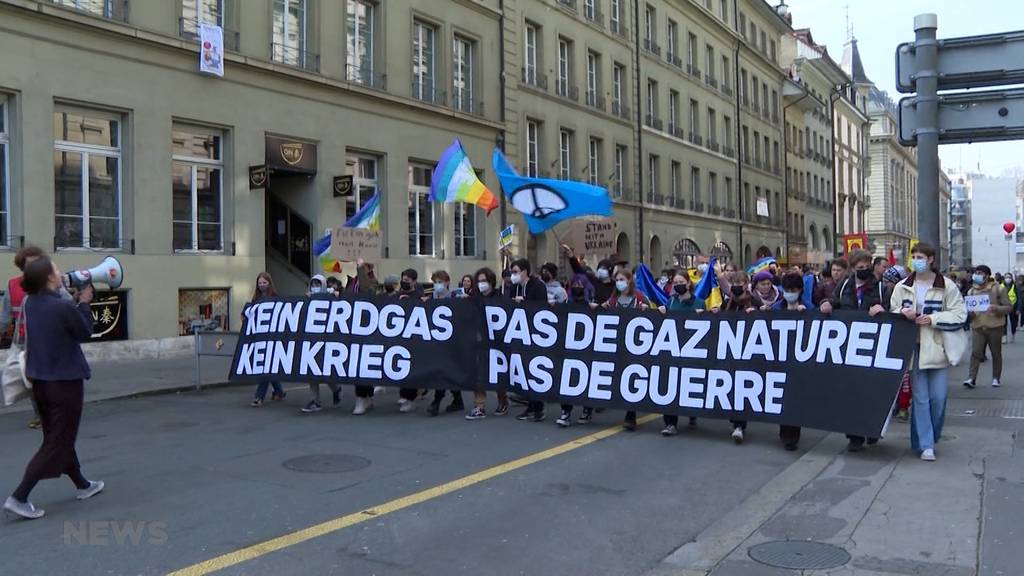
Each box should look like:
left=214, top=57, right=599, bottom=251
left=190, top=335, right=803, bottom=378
left=265, top=135, right=317, bottom=175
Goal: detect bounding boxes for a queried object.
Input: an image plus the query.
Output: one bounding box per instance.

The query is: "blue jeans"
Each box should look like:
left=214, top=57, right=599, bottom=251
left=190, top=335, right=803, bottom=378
left=910, top=363, right=948, bottom=452
left=255, top=381, right=284, bottom=400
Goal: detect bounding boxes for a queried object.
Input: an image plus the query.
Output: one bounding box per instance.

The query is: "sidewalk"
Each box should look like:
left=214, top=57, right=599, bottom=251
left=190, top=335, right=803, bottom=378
left=647, top=335, right=1024, bottom=576
left=0, top=353, right=235, bottom=415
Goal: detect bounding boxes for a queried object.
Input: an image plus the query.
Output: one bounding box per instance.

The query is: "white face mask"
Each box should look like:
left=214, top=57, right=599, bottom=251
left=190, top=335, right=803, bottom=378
left=697, top=263, right=709, bottom=274
left=596, top=268, right=610, bottom=280
left=615, top=280, right=629, bottom=292
left=511, top=273, right=522, bottom=285
left=309, top=284, right=323, bottom=294
left=434, top=282, right=447, bottom=294
left=783, top=291, right=800, bottom=304
left=478, top=281, right=490, bottom=293
left=911, top=258, right=929, bottom=273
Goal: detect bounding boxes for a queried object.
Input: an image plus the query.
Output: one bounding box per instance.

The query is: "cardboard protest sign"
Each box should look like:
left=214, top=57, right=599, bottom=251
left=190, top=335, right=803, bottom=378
left=330, top=227, right=382, bottom=261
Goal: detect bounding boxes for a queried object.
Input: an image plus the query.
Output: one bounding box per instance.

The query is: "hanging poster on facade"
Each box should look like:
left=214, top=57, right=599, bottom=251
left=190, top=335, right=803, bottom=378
left=756, top=197, right=770, bottom=217
left=198, top=23, right=224, bottom=77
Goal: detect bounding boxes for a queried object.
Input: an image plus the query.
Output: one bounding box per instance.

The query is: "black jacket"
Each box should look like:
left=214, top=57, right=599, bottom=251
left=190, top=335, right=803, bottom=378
left=511, top=276, right=548, bottom=303
left=829, top=276, right=884, bottom=311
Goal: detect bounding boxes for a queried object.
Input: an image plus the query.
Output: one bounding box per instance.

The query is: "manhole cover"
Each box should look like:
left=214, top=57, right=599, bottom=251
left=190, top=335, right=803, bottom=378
left=748, top=541, right=850, bottom=570
left=283, top=454, right=371, bottom=474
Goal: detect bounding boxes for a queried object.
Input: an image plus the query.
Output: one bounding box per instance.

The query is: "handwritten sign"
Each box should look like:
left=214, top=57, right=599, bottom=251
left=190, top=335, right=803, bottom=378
left=499, top=225, right=515, bottom=249
left=568, top=218, right=618, bottom=255
left=965, top=293, right=990, bottom=313
left=330, top=227, right=382, bottom=261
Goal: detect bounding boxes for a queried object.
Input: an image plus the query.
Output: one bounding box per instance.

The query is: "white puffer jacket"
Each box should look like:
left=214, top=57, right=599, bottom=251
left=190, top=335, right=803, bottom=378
left=889, top=273, right=967, bottom=370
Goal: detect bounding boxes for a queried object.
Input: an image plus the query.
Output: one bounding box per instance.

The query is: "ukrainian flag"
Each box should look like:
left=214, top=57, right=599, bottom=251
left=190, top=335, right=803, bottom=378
left=693, top=256, right=724, bottom=310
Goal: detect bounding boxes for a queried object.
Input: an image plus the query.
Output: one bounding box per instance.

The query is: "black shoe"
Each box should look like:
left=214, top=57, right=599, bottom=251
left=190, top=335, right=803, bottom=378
left=577, top=408, right=593, bottom=424
left=516, top=408, right=534, bottom=421
left=847, top=440, right=865, bottom=453
left=867, top=438, right=879, bottom=446
left=427, top=401, right=441, bottom=417
left=446, top=400, right=465, bottom=413
left=532, top=410, right=546, bottom=423
left=784, top=442, right=798, bottom=451
left=623, top=417, right=637, bottom=431
left=332, top=388, right=342, bottom=406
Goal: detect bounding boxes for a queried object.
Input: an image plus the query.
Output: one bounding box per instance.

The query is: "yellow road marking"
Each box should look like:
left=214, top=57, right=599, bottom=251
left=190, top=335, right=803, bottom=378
left=167, top=414, right=660, bottom=576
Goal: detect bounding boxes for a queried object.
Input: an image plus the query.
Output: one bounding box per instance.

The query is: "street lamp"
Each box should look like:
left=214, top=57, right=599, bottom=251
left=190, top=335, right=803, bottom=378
left=1004, top=222, right=1016, bottom=273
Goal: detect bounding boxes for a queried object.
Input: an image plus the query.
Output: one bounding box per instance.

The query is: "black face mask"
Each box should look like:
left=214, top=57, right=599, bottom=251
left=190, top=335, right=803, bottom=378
left=855, top=269, right=873, bottom=281
left=570, top=286, right=585, bottom=299
left=731, top=285, right=745, bottom=297
left=673, top=284, right=689, bottom=295
left=400, top=281, right=412, bottom=291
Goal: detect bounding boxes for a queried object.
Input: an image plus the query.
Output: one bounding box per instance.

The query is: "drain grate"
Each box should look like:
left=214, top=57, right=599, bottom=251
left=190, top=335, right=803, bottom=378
left=283, top=454, right=371, bottom=474
left=748, top=541, right=851, bottom=570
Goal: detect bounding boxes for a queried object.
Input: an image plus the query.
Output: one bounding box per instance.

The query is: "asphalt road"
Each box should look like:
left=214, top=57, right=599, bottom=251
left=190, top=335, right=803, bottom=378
left=0, top=386, right=822, bottom=576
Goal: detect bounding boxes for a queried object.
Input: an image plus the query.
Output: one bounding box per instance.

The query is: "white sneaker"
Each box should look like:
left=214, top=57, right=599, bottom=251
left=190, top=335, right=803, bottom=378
left=76, top=480, right=104, bottom=501
left=352, top=397, right=372, bottom=415
left=374, top=386, right=387, bottom=395
left=993, top=379, right=1001, bottom=387
left=921, top=449, right=936, bottom=461
left=1002, top=336, right=1008, bottom=344
left=397, top=397, right=409, bottom=407
left=731, top=427, right=745, bottom=444
left=3, top=497, right=44, bottom=519
left=399, top=399, right=417, bottom=413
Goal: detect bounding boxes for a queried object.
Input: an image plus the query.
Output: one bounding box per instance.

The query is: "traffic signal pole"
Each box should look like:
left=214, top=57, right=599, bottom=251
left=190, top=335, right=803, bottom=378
left=913, top=14, right=941, bottom=264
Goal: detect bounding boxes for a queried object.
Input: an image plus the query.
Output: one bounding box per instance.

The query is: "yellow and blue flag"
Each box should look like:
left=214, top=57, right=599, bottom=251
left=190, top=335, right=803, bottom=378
left=693, top=257, right=724, bottom=310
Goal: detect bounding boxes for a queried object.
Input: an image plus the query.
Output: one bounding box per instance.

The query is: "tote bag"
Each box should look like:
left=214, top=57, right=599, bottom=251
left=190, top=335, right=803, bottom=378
left=1, top=299, right=31, bottom=407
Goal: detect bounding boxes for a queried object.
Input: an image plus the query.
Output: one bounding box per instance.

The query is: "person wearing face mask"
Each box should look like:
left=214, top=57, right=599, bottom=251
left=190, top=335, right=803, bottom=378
left=466, top=267, right=510, bottom=420
left=1003, top=273, right=1017, bottom=343
left=819, top=251, right=887, bottom=452
left=352, top=262, right=381, bottom=415
left=301, top=275, right=343, bottom=414
left=656, top=273, right=703, bottom=435
left=556, top=274, right=598, bottom=427
left=394, top=269, right=424, bottom=413
left=507, top=258, right=550, bottom=422
left=247, top=272, right=286, bottom=406
left=540, top=262, right=568, bottom=305
left=773, top=273, right=813, bottom=450
left=964, top=265, right=1012, bottom=389
left=426, top=271, right=465, bottom=417
left=602, top=270, right=653, bottom=431
left=562, top=244, right=616, bottom=303
left=749, top=271, right=780, bottom=310
left=890, top=243, right=966, bottom=462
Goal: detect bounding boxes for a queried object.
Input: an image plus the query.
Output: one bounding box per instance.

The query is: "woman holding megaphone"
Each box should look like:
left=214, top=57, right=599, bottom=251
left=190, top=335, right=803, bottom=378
left=4, top=255, right=104, bottom=520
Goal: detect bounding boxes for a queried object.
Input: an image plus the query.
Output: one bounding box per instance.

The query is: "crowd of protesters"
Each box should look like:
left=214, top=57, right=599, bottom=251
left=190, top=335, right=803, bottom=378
left=226, top=241, right=989, bottom=463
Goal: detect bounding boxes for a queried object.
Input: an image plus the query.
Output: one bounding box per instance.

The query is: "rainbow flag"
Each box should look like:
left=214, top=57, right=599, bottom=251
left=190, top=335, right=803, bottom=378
left=430, top=139, right=498, bottom=215
left=345, top=190, right=381, bottom=231
left=313, top=231, right=342, bottom=273
left=746, top=256, right=775, bottom=276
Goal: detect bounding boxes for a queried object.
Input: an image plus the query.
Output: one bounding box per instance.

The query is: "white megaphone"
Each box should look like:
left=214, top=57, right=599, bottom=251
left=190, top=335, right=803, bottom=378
left=64, top=256, right=124, bottom=289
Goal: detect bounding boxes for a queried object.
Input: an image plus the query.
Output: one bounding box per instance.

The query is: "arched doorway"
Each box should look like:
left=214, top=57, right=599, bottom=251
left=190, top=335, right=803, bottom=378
left=650, top=235, right=664, bottom=269
left=756, top=245, right=772, bottom=259
left=673, top=238, right=702, bottom=268
left=809, top=224, right=819, bottom=250
left=710, top=241, right=733, bottom=263
left=615, top=232, right=631, bottom=264
left=822, top=227, right=831, bottom=253
left=775, top=246, right=783, bottom=261
left=744, top=244, right=752, bottom=265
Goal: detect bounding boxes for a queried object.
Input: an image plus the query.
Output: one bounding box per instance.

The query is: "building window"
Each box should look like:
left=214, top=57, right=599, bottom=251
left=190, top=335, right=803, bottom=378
left=172, top=126, right=223, bottom=252
left=53, top=108, right=122, bottom=249
left=526, top=120, right=539, bottom=177
left=705, top=44, right=715, bottom=81
left=557, top=37, right=573, bottom=99
left=524, top=23, right=538, bottom=85
left=584, top=0, right=597, bottom=21
left=751, top=74, right=759, bottom=108
left=687, top=33, right=698, bottom=70
left=181, top=0, right=224, bottom=35
left=646, top=79, right=657, bottom=123
left=610, top=0, right=622, bottom=34
left=586, top=51, right=598, bottom=107
left=769, top=39, right=776, bottom=63
left=178, top=288, right=230, bottom=335
left=588, top=137, right=600, bottom=185
left=412, top=20, right=438, bottom=103
left=667, top=19, right=678, bottom=58
left=0, top=98, right=7, bottom=246
left=453, top=35, right=474, bottom=112
left=559, top=129, right=572, bottom=180
left=690, top=167, right=701, bottom=206
left=408, top=164, right=435, bottom=257
left=454, top=203, right=477, bottom=257
left=345, top=154, right=379, bottom=222
left=647, top=154, right=658, bottom=202
left=612, top=63, right=625, bottom=114
left=272, top=0, right=307, bottom=68
left=689, top=98, right=700, bottom=137
left=644, top=4, right=654, bottom=44
left=669, top=90, right=680, bottom=132
left=720, top=0, right=728, bottom=23
left=721, top=55, right=730, bottom=90
left=724, top=115, right=732, bottom=148
left=53, top=0, right=126, bottom=20
left=725, top=176, right=733, bottom=209
left=614, top=145, right=626, bottom=195
left=670, top=161, right=680, bottom=202
left=738, top=12, right=746, bottom=39
left=709, top=172, right=718, bottom=208
left=347, top=0, right=375, bottom=84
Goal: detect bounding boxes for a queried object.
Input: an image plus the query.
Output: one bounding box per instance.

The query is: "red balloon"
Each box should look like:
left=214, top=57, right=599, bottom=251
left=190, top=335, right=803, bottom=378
left=1004, top=222, right=1016, bottom=234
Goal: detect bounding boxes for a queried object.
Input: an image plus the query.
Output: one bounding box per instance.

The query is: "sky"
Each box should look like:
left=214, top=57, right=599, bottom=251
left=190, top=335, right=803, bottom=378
left=783, top=0, right=1024, bottom=177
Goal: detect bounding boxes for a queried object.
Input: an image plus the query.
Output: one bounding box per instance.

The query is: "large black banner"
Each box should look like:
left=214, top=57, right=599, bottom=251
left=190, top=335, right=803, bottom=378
left=231, top=297, right=917, bottom=437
